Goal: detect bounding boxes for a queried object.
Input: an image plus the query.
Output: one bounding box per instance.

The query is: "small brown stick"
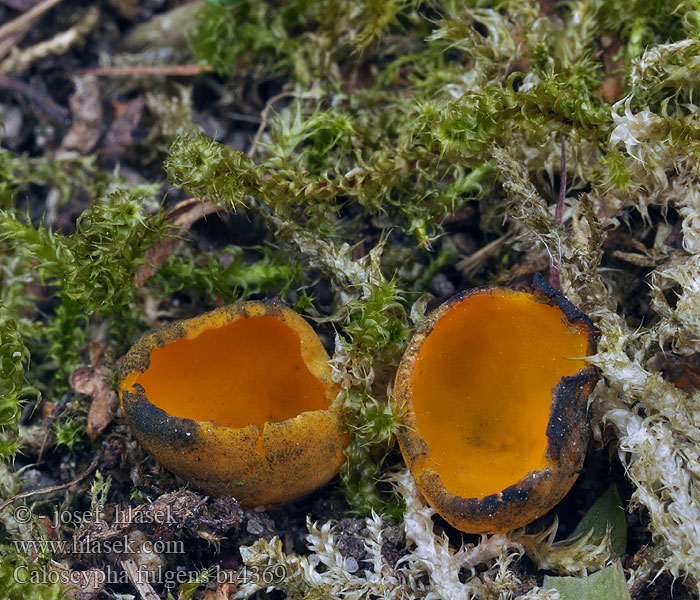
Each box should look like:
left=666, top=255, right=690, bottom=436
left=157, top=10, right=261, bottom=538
left=0, top=32, right=25, bottom=61
left=121, top=559, right=161, bottom=600
left=549, top=135, right=566, bottom=290
left=1, top=6, right=99, bottom=74
left=133, top=197, right=219, bottom=288
left=73, top=64, right=211, bottom=77
left=456, top=234, right=511, bottom=277
left=0, top=0, right=43, bottom=10
left=0, top=0, right=65, bottom=60
left=248, top=90, right=295, bottom=158
left=0, top=455, right=100, bottom=514
left=0, top=76, right=70, bottom=124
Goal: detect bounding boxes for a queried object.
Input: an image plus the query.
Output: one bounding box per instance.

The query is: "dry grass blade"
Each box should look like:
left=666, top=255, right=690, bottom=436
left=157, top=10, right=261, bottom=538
left=455, top=234, right=510, bottom=277
left=0, top=0, right=65, bottom=60
left=0, top=6, right=99, bottom=74
left=121, top=559, right=160, bottom=600
left=248, top=90, right=296, bottom=157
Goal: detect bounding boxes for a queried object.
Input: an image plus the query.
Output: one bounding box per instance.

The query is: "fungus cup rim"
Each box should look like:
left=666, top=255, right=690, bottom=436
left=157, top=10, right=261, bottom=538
left=395, top=274, right=598, bottom=533
left=118, top=300, right=346, bottom=507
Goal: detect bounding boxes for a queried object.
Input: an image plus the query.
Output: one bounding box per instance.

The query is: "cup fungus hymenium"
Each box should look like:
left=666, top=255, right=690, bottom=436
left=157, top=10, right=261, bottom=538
left=119, top=301, right=345, bottom=507
left=395, top=274, right=597, bottom=534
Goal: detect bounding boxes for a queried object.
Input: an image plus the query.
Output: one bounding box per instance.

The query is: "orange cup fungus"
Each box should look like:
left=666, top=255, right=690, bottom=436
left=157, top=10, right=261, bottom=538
left=395, top=275, right=597, bottom=534
left=119, top=301, right=345, bottom=507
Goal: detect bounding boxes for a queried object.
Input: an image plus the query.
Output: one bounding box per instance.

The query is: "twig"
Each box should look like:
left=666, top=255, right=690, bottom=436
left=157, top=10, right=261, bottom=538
left=0, top=0, right=63, bottom=38
left=248, top=90, right=295, bottom=157
left=0, top=455, right=100, bottom=514
left=133, top=197, right=219, bottom=288
left=0, top=0, right=65, bottom=60
left=74, top=64, right=211, bottom=77
left=549, top=134, right=566, bottom=290
left=121, top=559, right=160, bottom=600
left=0, top=0, right=43, bottom=10
left=0, top=31, right=26, bottom=61
left=1, top=7, right=99, bottom=74
left=0, top=76, right=70, bottom=124
left=456, top=234, right=511, bottom=277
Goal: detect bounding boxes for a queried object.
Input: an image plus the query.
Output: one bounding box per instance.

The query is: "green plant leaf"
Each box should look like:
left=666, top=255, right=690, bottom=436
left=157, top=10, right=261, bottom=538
left=543, top=561, right=631, bottom=600
left=568, top=484, right=627, bottom=556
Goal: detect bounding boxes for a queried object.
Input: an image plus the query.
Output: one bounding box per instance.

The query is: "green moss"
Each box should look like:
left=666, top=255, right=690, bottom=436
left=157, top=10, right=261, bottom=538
left=339, top=389, right=404, bottom=518
left=189, top=3, right=297, bottom=78
left=0, top=309, right=38, bottom=460
left=0, top=552, right=71, bottom=600
left=0, top=191, right=169, bottom=317
left=150, top=245, right=304, bottom=304
left=336, top=279, right=409, bottom=516
left=165, top=134, right=259, bottom=207
left=343, top=279, right=408, bottom=361
left=43, top=294, right=87, bottom=398
left=189, top=0, right=418, bottom=82
left=53, top=416, right=85, bottom=451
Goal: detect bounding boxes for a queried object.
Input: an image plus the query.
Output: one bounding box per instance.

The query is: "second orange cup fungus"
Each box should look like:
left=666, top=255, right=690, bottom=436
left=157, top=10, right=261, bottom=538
left=395, top=274, right=597, bottom=534
left=119, top=301, right=345, bottom=507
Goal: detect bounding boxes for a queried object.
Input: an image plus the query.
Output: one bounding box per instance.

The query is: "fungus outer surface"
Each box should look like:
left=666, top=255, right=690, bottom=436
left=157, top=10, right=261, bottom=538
left=126, top=315, right=328, bottom=428
left=119, top=302, right=346, bottom=506
left=410, top=289, right=590, bottom=500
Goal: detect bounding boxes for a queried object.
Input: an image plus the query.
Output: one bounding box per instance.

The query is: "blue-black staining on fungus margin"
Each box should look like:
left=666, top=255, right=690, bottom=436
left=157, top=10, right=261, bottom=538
left=122, top=388, right=198, bottom=450
left=501, top=481, right=532, bottom=506
left=118, top=321, right=189, bottom=382
left=531, top=272, right=596, bottom=347
left=546, top=371, right=594, bottom=461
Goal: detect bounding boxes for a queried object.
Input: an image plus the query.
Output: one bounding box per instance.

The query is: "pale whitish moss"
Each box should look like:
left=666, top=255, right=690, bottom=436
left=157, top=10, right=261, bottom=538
left=285, top=225, right=409, bottom=515
left=512, top=519, right=615, bottom=578
left=0, top=465, right=70, bottom=600
left=234, top=469, right=610, bottom=599
left=498, top=106, right=700, bottom=590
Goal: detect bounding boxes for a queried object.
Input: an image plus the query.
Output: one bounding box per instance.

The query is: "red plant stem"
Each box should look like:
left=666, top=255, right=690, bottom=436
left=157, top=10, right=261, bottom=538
left=549, top=135, right=566, bottom=290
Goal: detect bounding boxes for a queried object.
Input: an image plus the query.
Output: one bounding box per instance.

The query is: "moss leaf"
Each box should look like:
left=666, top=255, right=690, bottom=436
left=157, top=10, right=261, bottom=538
left=543, top=560, right=631, bottom=600
left=568, top=484, right=627, bottom=557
